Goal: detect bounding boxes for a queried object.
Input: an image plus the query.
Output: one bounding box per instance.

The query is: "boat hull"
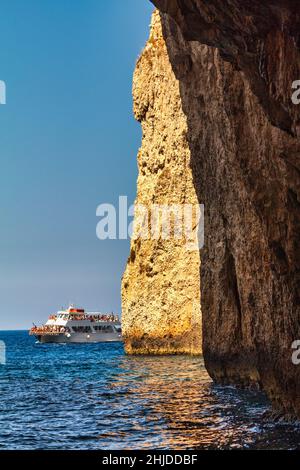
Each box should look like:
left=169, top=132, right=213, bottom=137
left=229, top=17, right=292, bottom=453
left=35, top=332, right=123, bottom=344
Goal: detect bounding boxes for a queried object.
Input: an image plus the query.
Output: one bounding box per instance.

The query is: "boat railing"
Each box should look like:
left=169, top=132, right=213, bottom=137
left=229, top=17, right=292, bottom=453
left=67, top=314, right=119, bottom=322
left=29, top=326, right=69, bottom=336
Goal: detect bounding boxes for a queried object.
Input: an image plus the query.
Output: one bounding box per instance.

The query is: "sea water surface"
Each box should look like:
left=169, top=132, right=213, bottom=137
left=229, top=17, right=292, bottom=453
left=0, top=330, right=300, bottom=450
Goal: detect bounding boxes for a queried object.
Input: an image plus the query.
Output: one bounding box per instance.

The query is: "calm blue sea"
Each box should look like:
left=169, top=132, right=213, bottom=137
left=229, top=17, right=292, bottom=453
left=0, top=331, right=300, bottom=450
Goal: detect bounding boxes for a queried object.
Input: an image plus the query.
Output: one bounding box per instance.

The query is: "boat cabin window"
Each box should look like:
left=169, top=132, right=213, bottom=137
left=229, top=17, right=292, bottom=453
left=94, top=325, right=113, bottom=332
left=103, top=325, right=113, bottom=333
left=72, top=326, right=92, bottom=333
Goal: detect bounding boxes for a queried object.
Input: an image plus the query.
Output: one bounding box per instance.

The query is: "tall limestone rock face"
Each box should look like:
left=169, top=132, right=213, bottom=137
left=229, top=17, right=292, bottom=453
left=150, top=1, right=300, bottom=417
left=121, top=11, right=201, bottom=355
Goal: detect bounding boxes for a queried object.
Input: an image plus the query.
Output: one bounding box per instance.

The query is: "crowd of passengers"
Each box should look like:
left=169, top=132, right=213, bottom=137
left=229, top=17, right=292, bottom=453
left=30, top=325, right=114, bottom=335
left=30, top=325, right=70, bottom=335
left=48, top=314, right=119, bottom=322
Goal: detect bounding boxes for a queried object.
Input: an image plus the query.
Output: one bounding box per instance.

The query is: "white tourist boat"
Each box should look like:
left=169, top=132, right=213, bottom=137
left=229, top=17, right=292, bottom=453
left=29, top=305, right=122, bottom=344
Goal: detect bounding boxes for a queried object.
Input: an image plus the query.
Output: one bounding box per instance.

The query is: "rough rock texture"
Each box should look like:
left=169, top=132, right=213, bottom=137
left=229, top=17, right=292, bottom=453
left=121, top=11, right=201, bottom=355
left=152, top=0, right=300, bottom=136
left=149, top=1, right=300, bottom=417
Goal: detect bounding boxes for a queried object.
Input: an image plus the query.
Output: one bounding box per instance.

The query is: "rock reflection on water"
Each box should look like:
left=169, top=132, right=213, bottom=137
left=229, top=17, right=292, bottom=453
left=96, top=355, right=300, bottom=450
left=98, top=355, right=269, bottom=450
left=1, top=333, right=300, bottom=450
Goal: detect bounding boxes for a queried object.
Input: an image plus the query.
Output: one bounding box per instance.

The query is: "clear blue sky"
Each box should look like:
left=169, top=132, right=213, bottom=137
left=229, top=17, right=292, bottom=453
left=0, top=0, right=154, bottom=329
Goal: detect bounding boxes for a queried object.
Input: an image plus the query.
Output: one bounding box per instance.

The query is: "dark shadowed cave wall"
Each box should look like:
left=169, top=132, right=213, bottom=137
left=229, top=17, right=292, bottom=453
left=150, top=0, right=300, bottom=417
